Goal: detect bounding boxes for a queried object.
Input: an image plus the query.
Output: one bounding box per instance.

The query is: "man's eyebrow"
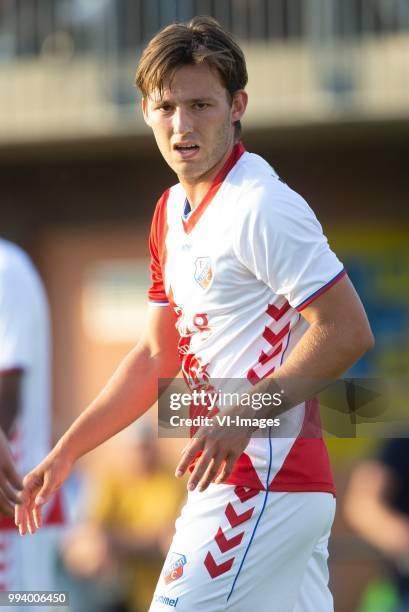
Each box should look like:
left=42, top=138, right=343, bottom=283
left=151, top=96, right=214, bottom=104
left=188, top=97, right=213, bottom=103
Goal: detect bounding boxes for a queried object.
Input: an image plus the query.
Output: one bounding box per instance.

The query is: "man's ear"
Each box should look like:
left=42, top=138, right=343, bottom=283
left=141, top=97, right=151, bottom=127
left=231, top=90, right=248, bottom=124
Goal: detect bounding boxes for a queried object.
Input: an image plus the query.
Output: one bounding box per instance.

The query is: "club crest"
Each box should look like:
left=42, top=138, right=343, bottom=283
left=194, top=257, right=213, bottom=290
left=164, top=552, right=187, bottom=584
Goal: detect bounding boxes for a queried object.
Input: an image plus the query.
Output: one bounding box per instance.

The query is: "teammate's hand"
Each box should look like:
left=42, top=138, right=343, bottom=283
left=0, top=428, right=23, bottom=516
left=15, top=449, right=73, bottom=535
left=175, top=407, right=253, bottom=492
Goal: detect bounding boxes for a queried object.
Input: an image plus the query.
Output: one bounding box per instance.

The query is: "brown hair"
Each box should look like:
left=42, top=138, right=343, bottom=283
left=135, top=16, right=248, bottom=135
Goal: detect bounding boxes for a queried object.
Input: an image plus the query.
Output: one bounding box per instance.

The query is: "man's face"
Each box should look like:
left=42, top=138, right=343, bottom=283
left=142, top=63, right=247, bottom=183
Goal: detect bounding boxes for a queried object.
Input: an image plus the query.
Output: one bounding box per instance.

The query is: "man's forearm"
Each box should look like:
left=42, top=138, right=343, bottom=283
left=54, top=343, right=178, bottom=464
left=0, top=372, right=22, bottom=434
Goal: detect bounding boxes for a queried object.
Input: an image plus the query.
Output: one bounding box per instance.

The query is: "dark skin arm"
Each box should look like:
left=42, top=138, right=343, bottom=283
left=0, top=371, right=23, bottom=514
left=0, top=371, right=22, bottom=434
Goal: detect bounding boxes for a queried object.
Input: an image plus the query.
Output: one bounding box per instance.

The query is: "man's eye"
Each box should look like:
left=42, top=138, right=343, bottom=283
left=193, top=102, right=209, bottom=110
left=158, top=105, right=172, bottom=112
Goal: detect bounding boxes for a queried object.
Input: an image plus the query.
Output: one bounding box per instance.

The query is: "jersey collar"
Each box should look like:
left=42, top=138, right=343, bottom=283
left=182, top=142, right=245, bottom=234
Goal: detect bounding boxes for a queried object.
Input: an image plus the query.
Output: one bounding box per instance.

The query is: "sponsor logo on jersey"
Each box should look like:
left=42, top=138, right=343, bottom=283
left=154, top=594, right=179, bottom=607
left=194, top=257, right=213, bottom=290
left=164, top=552, right=187, bottom=584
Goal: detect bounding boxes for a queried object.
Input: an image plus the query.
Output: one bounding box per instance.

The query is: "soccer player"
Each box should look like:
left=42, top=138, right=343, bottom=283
left=0, top=238, right=63, bottom=608
left=16, top=17, right=374, bottom=611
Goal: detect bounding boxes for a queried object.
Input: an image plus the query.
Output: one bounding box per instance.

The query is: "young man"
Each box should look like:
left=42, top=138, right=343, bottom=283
left=16, top=17, right=373, bottom=611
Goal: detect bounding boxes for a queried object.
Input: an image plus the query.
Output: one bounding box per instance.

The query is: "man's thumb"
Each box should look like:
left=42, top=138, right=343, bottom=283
left=34, top=474, right=53, bottom=507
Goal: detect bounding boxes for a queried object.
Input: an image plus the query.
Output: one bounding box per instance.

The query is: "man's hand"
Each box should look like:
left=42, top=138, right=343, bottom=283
left=0, top=428, right=22, bottom=516
left=15, top=448, right=73, bottom=535
left=175, top=407, right=253, bottom=492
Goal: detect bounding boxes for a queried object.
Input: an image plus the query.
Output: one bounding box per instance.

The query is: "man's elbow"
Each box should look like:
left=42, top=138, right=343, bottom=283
left=350, top=321, right=375, bottom=360
left=365, top=327, right=375, bottom=352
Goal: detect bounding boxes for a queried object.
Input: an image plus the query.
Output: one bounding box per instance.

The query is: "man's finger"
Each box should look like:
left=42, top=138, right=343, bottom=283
left=175, top=438, right=204, bottom=477
left=15, top=502, right=25, bottom=526
left=214, top=454, right=236, bottom=484
left=186, top=450, right=214, bottom=491
left=33, top=473, right=53, bottom=507
left=197, top=454, right=224, bottom=492
left=33, top=505, right=42, bottom=530
left=15, top=504, right=28, bottom=535
left=26, top=509, right=37, bottom=535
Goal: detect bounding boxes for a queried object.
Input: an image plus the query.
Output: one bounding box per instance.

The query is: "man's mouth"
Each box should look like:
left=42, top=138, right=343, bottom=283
left=174, top=144, right=200, bottom=152
left=173, top=143, right=200, bottom=160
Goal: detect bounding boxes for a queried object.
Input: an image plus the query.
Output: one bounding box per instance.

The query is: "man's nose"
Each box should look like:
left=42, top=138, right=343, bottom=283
left=173, top=107, right=192, bottom=135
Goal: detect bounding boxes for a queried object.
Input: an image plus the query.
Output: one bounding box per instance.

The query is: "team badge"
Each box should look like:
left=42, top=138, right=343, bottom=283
left=164, top=552, right=187, bottom=584
left=194, top=257, right=213, bottom=290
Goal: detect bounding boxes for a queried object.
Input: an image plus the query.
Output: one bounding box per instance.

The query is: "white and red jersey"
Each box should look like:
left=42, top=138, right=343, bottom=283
left=148, top=143, right=345, bottom=495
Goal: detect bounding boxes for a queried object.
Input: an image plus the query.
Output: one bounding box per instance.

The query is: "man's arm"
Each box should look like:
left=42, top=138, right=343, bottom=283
left=0, top=372, right=23, bottom=515
left=51, top=306, right=180, bottom=466
left=0, top=370, right=22, bottom=434
left=176, top=276, right=374, bottom=491
left=260, top=274, right=374, bottom=395
left=0, top=427, right=23, bottom=515
left=16, top=305, right=180, bottom=533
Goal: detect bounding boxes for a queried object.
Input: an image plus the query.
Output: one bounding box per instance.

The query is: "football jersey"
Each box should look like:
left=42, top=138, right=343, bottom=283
left=148, top=143, right=345, bottom=495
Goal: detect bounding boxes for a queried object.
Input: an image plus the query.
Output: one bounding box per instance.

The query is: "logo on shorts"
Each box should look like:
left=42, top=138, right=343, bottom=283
left=154, top=594, right=179, bottom=607
left=164, top=552, right=187, bottom=584
left=194, top=257, right=213, bottom=290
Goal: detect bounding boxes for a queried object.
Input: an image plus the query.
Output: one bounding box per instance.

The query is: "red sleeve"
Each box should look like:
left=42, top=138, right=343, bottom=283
left=148, top=189, right=170, bottom=304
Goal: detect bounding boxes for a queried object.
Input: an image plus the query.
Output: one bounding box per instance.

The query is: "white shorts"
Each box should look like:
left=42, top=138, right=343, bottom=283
left=149, top=485, right=335, bottom=612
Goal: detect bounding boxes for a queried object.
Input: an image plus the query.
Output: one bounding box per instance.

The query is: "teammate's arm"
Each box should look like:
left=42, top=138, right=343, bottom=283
left=177, top=275, right=374, bottom=491
left=0, top=427, right=23, bottom=515
left=0, top=373, right=23, bottom=515
left=0, top=370, right=22, bottom=435
left=16, top=305, right=180, bottom=534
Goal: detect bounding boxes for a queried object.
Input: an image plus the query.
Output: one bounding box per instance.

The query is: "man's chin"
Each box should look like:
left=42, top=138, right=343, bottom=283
left=169, top=161, right=205, bottom=182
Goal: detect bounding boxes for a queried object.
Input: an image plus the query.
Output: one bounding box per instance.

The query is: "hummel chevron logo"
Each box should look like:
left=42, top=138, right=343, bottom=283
left=263, top=322, right=290, bottom=348
left=247, top=365, right=274, bottom=385
left=234, top=486, right=260, bottom=503
left=266, top=302, right=291, bottom=321
left=258, top=344, right=283, bottom=365
left=225, top=502, right=255, bottom=527
left=204, top=551, right=234, bottom=578
left=215, top=526, right=244, bottom=553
